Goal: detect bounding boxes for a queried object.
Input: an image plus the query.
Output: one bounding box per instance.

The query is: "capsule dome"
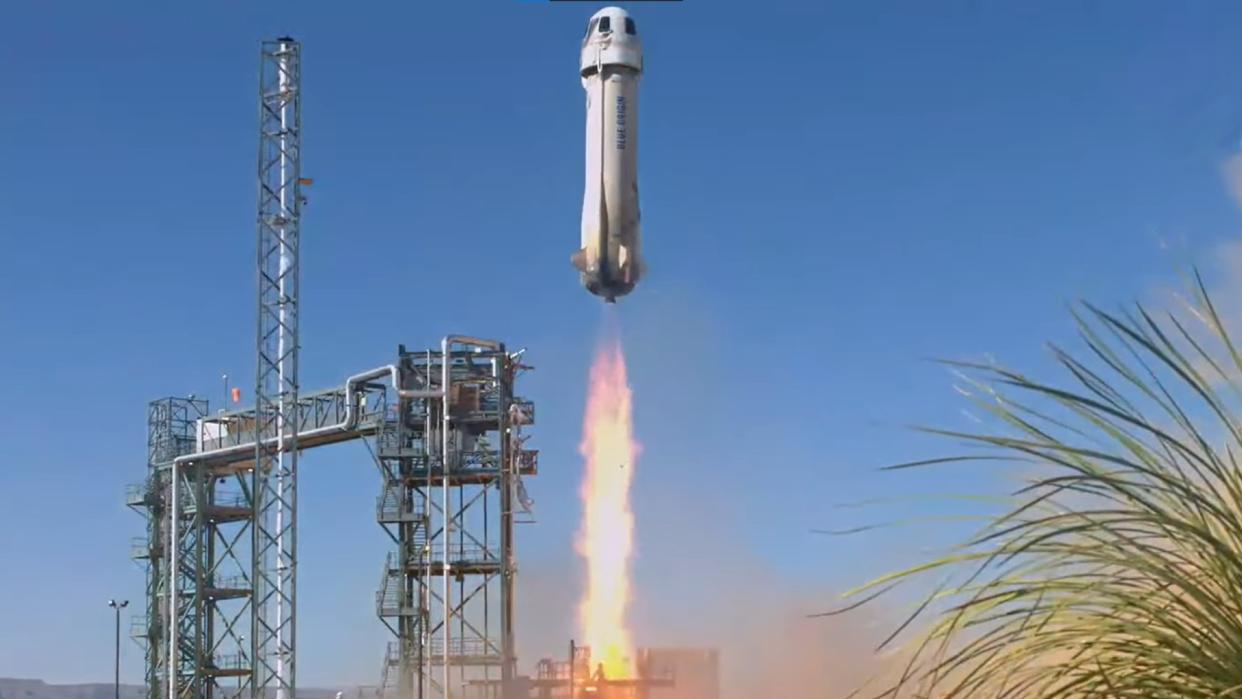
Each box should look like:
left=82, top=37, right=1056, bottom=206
left=580, top=6, right=643, bottom=75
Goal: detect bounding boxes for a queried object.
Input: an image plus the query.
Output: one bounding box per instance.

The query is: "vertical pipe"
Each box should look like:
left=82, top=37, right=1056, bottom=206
left=421, top=351, right=432, bottom=699
left=203, top=479, right=215, bottom=629
left=274, top=38, right=291, bottom=699
left=396, top=372, right=412, bottom=699
left=457, top=484, right=464, bottom=694
left=114, top=604, right=121, bottom=699
left=169, top=463, right=179, bottom=699
left=482, top=458, right=490, bottom=696
left=497, top=355, right=515, bottom=689
left=146, top=425, right=161, bottom=699
left=441, top=338, right=452, bottom=699
left=251, top=39, right=265, bottom=695
left=194, top=474, right=205, bottom=699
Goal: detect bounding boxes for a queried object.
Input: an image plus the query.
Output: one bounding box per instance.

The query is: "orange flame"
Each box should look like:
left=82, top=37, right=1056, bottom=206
left=576, top=336, right=639, bottom=679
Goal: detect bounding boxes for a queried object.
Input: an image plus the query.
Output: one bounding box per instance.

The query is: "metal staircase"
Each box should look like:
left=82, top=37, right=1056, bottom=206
left=369, top=342, right=538, bottom=698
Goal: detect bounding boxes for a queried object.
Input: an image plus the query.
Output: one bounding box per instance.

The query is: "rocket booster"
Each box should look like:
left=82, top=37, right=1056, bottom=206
left=572, top=6, right=644, bottom=303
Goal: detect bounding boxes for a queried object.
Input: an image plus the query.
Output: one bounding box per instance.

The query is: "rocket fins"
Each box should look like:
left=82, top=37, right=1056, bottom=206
left=571, top=248, right=588, bottom=272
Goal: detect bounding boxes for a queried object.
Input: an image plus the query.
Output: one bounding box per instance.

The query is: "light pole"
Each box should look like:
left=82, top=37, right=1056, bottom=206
left=108, top=599, right=128, bottom=699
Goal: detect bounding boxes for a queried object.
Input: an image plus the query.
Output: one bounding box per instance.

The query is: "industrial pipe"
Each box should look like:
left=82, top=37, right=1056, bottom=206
left=436, top=335, right=502, bottom=699
left=166, top=366, right=409, bottom=690
left=170, top=364, right=440, bottom=471
left=168, top=471, right=177, bottom=699
left=442, top=337, right=452, bottom=695
left=442, top=338, right=452, bottom=698
left=166, top=336, right=501, bottom=694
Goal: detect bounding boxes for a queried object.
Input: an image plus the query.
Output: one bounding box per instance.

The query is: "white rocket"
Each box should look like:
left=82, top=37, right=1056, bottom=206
left=572, top=6, right=644, bottom=303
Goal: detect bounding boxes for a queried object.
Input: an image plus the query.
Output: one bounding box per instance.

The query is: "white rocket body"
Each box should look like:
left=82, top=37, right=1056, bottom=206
left=573, top=6, right=644, bottom=303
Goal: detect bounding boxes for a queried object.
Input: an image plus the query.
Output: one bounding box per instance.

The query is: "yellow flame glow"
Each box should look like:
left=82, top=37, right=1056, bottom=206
left=575, top=336, right=639, bottom=679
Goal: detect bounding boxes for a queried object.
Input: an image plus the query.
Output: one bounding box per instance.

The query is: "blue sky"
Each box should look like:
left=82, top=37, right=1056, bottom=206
left=5, top=0, right=1242, bottom=688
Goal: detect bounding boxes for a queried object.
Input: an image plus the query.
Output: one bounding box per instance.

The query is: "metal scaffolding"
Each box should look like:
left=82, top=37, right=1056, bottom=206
left=473, top=643, right=677, bottom=699
left=374, top=342, right=538, bottom=699
left=129, top=398, right=210, bottom=699
left=131, top=350, right=537, bottom=699
left=128, top=37, right=540, bottom=699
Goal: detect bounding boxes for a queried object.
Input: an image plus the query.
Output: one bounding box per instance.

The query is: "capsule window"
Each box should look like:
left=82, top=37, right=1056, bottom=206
left=625, top=18, right=636, bottom=35
left=598, top=16, right=611, bottom=33
left=586, top=18, right=597, bottom=36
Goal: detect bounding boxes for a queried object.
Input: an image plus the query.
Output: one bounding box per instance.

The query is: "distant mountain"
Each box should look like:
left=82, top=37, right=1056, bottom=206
left=0, top=679, right=364, bottom=699
left=0, top=680, right=144, bottom=699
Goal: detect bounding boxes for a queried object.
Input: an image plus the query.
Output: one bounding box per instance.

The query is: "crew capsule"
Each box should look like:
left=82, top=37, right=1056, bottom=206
left=572, top=6, right=644, bottom=303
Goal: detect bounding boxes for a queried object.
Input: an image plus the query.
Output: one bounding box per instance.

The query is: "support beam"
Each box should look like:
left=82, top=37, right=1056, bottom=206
left=373, top=345, right=538, bottom=699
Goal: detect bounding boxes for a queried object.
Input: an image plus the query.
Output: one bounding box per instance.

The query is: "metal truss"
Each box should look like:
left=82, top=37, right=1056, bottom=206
left=156, top=380, right=385, bottom=699
left=253, top=37, right=302, bottom=699
left=374, top=341, right=538, bottom=699
left=135, top=346, right=534, bottom=699
left=129, top=398, right=209, bottom=699
left=129, top=31, right=543, bottom=699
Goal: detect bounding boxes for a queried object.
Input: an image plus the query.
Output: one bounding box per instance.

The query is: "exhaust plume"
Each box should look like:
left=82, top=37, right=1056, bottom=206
left=575, top=332, right=640, bottom=678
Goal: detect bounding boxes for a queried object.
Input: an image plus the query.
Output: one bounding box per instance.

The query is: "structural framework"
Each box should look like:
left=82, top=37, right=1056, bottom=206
left=130, top=342, right=538, bottom=699
left=470, top=643, right=676, bottom=699
left=128, top=36, right=539, bottom=699
left=252, top=36, right=302, bottom=699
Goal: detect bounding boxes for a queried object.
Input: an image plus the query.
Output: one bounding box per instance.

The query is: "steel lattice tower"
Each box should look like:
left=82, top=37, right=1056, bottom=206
left=374, top=343, right=537, bottom=699
left=253, top=37, right=302, bottom=699
left=131, top=35, right=539, bottom=699
left=128, top=398, right=210, bottom=699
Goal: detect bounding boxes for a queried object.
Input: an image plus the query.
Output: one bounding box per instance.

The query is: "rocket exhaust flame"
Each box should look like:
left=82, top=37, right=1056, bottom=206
left=576, top=332, right=639, bottom=679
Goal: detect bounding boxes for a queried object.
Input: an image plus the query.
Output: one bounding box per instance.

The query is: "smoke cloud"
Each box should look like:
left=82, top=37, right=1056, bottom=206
left=517, top=516, right=894, bottom=699
left=631, top=536, right=893, bottom=698
left=515, top=290, right=898, bottom=698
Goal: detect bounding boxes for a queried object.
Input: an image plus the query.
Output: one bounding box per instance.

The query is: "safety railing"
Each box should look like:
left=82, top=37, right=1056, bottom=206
left=203, top=575, right=250, bottom=594
left=129, top=615, right=150, bottom=639
left=388, top=541, right=496, bottom=568
left=130, top=537, right=153, bottom=560
left=126, top=482, right=149, bottom=507
left=210, top=491, right=247, bottom=508
left=375, top=554, right=405, bottom=617
left=206, top=653, right=249, bottom=671
left=426, top=637, right=498, bottom=659
left=182, top=490, right=247, bottom=512
left=376, top=485, right=426, bottom=523
left=194, top=384, right=388, bottom=454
